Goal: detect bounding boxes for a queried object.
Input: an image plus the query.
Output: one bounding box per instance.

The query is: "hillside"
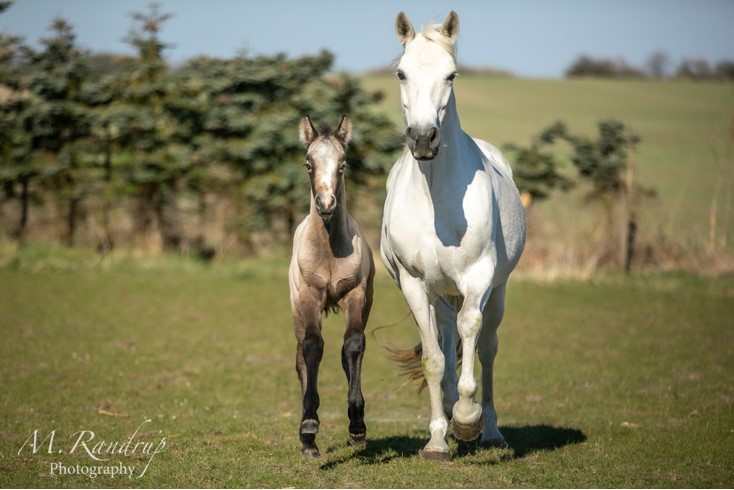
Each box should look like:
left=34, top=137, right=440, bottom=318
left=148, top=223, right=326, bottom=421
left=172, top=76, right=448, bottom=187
left=361, top=75, right=734, bottom=272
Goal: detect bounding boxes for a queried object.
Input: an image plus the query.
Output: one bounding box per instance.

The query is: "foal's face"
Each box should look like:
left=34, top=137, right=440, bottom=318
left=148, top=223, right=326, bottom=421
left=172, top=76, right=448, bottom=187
left=305, top=137, right=347, bottom=221
left=299, top=115, right=352, bottom=223
left=395, top=11, right=459, bottom=161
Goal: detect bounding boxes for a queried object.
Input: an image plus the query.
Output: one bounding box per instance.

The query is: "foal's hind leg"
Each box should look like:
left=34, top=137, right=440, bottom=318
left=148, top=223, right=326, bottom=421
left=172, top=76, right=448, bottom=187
left=293, top=300, right=325, bottom=458
left=339, top=283, right=373, bottom=447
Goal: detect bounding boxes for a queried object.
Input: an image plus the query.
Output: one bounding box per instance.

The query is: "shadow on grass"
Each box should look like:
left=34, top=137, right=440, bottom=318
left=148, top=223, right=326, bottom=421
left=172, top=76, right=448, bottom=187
left=457, top=424, right=588, bottom=459
left=320, top=424, right=587, bottom=469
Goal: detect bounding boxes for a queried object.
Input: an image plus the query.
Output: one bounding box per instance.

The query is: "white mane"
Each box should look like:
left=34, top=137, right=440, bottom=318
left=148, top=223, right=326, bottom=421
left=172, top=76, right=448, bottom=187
left=419, top=24, right=457, bottom=60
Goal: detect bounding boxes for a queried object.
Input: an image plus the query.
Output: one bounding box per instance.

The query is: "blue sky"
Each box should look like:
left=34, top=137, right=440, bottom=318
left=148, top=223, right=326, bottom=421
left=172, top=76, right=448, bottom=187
left=2, top=0, right=733, bottom=78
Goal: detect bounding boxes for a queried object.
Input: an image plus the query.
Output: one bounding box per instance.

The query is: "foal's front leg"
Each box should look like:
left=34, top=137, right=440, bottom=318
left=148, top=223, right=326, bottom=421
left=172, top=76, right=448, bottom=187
left=293, top=297, right=325, bottom=458
left=339, top=285, right=372, bottom=447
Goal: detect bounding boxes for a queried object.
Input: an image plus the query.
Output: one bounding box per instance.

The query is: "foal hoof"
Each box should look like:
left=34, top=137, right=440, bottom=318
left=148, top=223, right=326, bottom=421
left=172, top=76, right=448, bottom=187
left=418, top=449, right=450, bottom=461
left=348, top=432, right=366, bottom=447
left=301, top=446, right=321, bottom=459
left=300, top=419, right=319, bottom=435
left=450, top=417, right=484, bottom=441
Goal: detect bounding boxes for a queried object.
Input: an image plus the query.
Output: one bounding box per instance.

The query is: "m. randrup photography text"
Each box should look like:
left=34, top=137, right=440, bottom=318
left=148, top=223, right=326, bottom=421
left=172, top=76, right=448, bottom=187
left=18, top=419, right=167, bottom=479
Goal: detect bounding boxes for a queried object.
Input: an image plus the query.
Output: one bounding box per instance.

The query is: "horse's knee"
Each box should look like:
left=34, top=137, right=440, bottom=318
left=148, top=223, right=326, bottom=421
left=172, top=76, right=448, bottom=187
left=343, top=330, right=365, bottom=357
left=457, top=308, right=483, bottom=339
left=422, top=350, right=445, bottom=381
left=303, top=334, right=324, bottom=364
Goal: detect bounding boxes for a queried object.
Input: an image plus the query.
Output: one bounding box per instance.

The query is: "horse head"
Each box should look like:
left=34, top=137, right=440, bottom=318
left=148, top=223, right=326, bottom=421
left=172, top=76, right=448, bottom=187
left=395, top=11, right=459, bottom=161
left=298, top=115, right=352, bottom=222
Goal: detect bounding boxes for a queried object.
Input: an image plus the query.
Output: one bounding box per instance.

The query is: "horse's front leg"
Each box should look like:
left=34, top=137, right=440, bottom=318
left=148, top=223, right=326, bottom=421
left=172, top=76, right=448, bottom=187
left=451, top=263, right=494, bottom=441
left=398, top=270, right=449, bottom=459
left=293, top=296, right=325, bottom=458
left=339, top=281, right=373, bottom=447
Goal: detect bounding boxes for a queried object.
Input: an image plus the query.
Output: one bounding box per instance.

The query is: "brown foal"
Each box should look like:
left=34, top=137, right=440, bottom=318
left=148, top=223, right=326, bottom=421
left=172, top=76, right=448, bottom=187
left=288, top=115, right=375, bottom=458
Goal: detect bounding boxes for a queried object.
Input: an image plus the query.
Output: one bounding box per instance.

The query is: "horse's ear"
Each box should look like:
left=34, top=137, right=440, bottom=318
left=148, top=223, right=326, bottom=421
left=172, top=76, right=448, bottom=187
left=395, top=12, right=415, bottom=44
left=441, top=11, right=459, bottom=42
left=299, top=115, right=318, bottom=146
left=335, top=115, right=352, bottom=147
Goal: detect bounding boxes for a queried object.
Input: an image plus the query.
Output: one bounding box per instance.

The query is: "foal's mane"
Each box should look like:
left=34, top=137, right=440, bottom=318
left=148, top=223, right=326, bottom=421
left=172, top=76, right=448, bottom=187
left=315, top=123, right=336, bottom=139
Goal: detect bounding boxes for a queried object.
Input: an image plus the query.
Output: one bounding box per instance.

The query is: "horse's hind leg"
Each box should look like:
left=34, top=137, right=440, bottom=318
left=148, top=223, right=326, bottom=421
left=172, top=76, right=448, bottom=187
left=294, top=307, right=324, bottom=458
left=436, top=296, right=460, bottom=417
left=340, top=284, right=372, bottom=447
left=477, top=282, right=508, bottom=448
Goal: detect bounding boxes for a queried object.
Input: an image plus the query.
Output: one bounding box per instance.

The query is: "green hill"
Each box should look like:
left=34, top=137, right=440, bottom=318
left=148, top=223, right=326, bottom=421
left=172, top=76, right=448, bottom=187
left=362, top=75, right=734, bottom=270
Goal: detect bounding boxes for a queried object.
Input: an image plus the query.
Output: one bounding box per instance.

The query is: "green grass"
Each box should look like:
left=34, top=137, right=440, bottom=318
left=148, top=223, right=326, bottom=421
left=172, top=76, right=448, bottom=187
left=361, top=75, right=734, bottom=254
left=1, top=249, right=732, bottom=487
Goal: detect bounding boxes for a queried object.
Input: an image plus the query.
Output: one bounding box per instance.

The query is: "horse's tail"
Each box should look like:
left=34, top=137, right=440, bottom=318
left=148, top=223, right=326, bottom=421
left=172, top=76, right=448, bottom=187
left=383, top=341, right=428, bottom=392
left=373, top=318, right=463, bottom=392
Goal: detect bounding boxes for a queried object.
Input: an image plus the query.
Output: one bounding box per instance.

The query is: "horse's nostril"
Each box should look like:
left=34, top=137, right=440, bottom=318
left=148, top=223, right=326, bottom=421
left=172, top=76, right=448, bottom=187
left=315, top=195, right=323, bottom=209
left=429, top=127, right=439, bottom=144
left=406, top=127, right=417, bottom=140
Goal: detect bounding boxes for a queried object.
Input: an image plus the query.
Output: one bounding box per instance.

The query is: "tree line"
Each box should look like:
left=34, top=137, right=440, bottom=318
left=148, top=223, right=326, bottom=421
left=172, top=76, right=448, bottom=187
left=566, top=52, right=734, bottom=80
left=0, top=4, right=403, bottom=255
left=1, top=2, right=658, bottom=269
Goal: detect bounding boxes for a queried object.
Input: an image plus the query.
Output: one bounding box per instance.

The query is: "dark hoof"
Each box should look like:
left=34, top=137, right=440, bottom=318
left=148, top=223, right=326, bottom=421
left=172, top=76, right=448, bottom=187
left=348, top=432, right=366, bottom=447
left=418, top=449, right=450, bottom=461
left=301, top=446, right=321, bottom=459
left=300, top=419, right=319, bottom=435
left=480, top=437, right=509, bottom=449
left=450, top=417, right=484, bottom=441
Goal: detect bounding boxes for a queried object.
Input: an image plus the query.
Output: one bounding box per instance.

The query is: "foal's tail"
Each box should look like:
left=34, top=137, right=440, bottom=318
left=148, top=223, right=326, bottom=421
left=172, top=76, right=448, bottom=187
left=372, top=318, right=463, bottom=393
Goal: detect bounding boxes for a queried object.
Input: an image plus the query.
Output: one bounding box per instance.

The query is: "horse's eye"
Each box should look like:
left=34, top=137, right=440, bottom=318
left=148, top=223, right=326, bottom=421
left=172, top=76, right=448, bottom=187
left=304, top=161, right=313, bottom=172
left=338, top=162, right=348, bottom=173
left=396, top=70, right=406, bottom=81
left=447, top=72, right=458, bottom=82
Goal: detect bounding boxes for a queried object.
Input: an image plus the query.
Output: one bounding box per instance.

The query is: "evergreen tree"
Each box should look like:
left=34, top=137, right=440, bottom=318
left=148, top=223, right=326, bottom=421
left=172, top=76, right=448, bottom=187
left=19, top=18, right=92, bottom=246
left=115, top=4, right=185, bottom=251
left=0, top=9, right=33, bottom=243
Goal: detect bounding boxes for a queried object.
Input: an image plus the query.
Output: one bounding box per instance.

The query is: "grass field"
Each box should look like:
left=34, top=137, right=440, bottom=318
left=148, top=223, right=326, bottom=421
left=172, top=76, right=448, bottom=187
left=362, top=75, right=734, bottom=260
left=1, top=248, right=732, bottom=487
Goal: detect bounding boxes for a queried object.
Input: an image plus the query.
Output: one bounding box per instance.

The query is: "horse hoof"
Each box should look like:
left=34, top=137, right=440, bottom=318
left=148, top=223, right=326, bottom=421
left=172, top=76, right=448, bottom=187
left=300, top=419, right=319, bottom=435
left=418, top=449, right=450, bottom=461
left=450, top=417, right=484, bottom=441
left=348, top=432, right=366, bottom=447
left=480, top=437, right=509, bottom=449
left=301, top=446, right=321, bottom=459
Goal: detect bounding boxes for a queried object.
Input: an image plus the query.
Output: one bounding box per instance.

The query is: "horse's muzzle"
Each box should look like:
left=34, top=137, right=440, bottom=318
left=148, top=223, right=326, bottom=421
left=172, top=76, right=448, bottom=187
left=406, top=125, right=440, bottom=160
left=315, top=194, right=336, bottom=222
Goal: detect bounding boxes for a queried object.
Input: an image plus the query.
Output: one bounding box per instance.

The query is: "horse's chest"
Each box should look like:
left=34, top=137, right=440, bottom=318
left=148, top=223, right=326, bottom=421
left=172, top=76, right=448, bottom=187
left=300, top=253, right=362, bottom=301
left=387, top=214, right=474, bottom=292
left=384, top=184, right=493, bottom=294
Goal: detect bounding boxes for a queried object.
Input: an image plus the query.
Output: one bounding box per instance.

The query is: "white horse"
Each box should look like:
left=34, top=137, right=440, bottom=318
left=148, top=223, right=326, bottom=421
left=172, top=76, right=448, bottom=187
left=380, top=11, right=526, bottom=459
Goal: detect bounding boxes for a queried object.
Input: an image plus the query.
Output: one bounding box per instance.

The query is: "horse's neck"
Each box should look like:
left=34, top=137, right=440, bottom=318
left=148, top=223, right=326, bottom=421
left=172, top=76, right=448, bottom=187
left=309, top=181, right=350, bottom=252
left=415, top=94, right=467, bottom=190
